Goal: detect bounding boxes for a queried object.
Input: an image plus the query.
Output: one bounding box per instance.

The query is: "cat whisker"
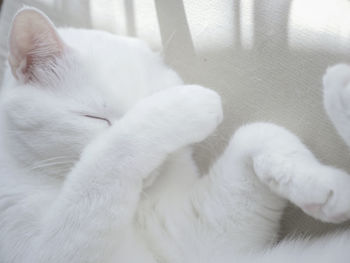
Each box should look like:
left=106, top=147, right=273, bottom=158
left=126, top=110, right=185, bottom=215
left=27, top=156, right=74, bottom=168
left=28, top=161, right=75, bottom=171
left=158, top=30, right=177, bottom=57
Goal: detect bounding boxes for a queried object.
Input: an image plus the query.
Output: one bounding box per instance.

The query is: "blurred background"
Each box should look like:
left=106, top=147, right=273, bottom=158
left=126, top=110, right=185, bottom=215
left=1, top=0, right=350, bottom=239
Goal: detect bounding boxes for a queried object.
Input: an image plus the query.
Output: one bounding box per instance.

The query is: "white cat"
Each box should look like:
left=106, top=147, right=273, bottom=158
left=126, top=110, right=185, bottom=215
left=1, top=7, right=350, bottom=263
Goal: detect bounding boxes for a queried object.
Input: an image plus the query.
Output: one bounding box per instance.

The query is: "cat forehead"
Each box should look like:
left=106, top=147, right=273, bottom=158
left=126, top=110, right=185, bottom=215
left=58, top=28, right=160, bottom=88
left=59, top=28, right=152, bottom=61
left=51, top=29, right=164, bottom=110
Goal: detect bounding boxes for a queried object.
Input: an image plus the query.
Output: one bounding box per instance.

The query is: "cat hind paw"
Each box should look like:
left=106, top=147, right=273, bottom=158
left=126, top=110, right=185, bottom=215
left=299, top=167, right=350, bottom=223
left=254, top=153, right=350, bottom=224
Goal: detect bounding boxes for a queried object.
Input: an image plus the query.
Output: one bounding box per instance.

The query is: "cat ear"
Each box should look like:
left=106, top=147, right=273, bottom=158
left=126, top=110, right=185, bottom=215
left=8, top=7, right=65, bottom=83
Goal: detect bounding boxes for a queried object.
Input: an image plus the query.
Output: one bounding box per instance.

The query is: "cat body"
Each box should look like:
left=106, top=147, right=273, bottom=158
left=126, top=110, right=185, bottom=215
left=1, top=7, right=350, bottom=263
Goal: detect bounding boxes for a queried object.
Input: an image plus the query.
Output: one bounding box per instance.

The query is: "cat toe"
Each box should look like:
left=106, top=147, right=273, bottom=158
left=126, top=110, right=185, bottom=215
left=300, top=168, right=350, bottom=224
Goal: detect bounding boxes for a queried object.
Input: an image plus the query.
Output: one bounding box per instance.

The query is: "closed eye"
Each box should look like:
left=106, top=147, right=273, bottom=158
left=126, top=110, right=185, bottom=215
left=83, top=114, right=111, bottom=126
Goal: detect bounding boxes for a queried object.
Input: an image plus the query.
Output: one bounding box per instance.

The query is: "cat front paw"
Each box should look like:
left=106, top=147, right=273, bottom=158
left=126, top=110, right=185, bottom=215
left=323, top=64, right=350, bottom=116
left=126, top=85, right=223, bottom=151
left=163, top=85, right=223, bottom=145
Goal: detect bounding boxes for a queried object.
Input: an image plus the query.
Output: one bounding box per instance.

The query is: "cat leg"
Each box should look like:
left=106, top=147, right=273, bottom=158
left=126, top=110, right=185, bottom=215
left=25, top=85, right=222, bottom=263
left=249, top=124, right=350, bottom=223
left=191, top=122, right=350, bottom=250
left=323, top=64, right=350, bottom=147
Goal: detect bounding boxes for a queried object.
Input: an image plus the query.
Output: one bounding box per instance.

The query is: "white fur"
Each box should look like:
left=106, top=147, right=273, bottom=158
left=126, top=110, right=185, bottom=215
left=1, top=7, right=350, bottom=263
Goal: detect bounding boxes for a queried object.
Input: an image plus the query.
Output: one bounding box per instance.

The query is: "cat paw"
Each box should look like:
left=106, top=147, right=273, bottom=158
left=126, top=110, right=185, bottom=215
left=163, top=85, right=223, bottom=144
left=129, top=85, right=223, bottom=150
left=254, top=154, right=350, bottom=223
left=323, top=64, right=350, bottom=116
left=297, top=167, right=350, bottom=223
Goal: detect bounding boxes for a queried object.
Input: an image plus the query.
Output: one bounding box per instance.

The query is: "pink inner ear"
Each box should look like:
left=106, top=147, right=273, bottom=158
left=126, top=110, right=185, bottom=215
left=9, top=8, right=64, bottom=82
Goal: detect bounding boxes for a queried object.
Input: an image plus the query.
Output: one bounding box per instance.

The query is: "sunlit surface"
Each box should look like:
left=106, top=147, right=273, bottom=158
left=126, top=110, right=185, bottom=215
left=240, top=0, right=254, bottom=49
left=182, top=0, right=254, bottom=50
left=88, top=0, right=350, bottom=53
left=289, top=0, right=350, bottom=53
left=90, top=0, right=161, bottom=48
left=183, top=0, right=234, bottom=50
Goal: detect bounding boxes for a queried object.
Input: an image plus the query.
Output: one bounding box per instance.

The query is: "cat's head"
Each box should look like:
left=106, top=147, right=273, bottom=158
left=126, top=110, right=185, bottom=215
left=1, top=7, right=182, bottom=176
